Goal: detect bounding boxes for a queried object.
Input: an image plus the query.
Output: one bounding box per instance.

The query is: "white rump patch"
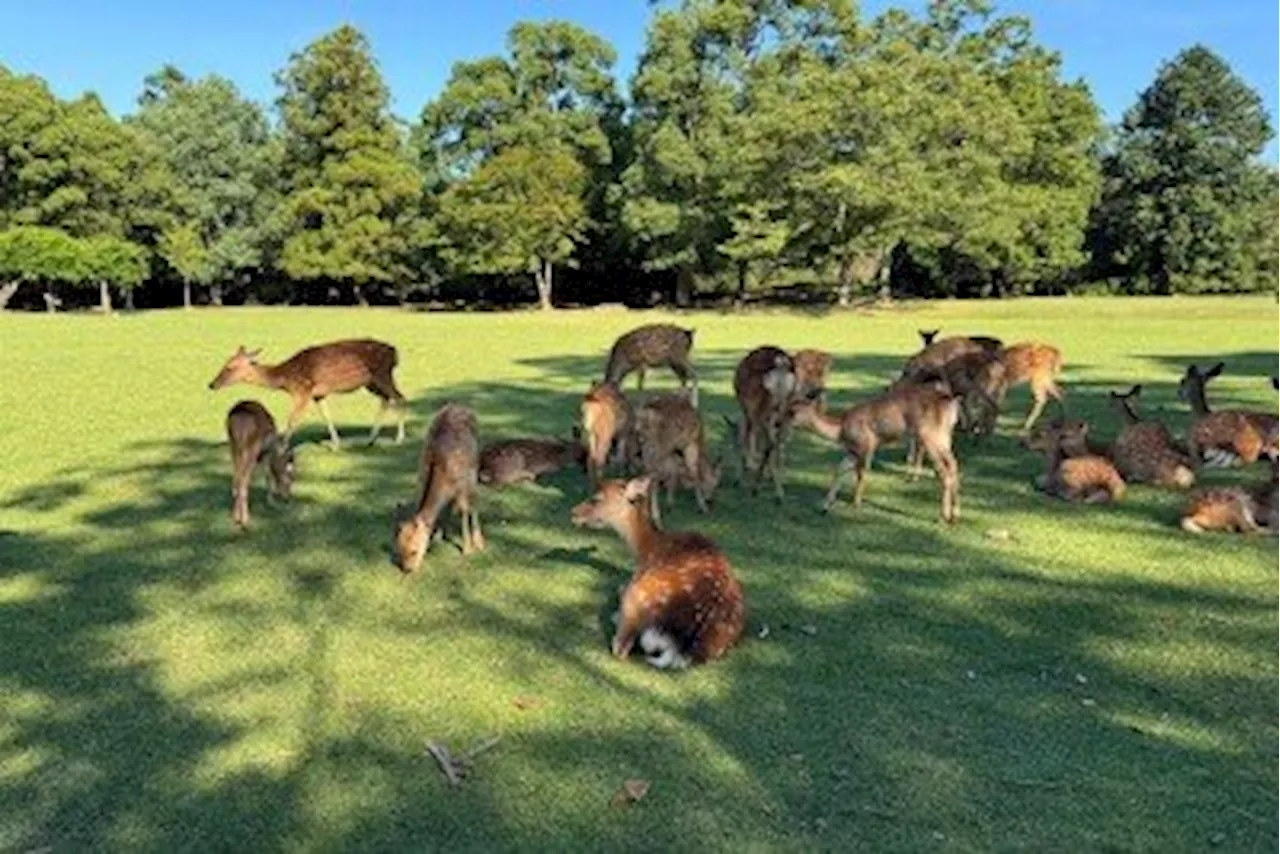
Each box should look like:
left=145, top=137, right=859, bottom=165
left=639, top=628, right=691, bottom=670
left=1203, top=449, right=1240, bottom=468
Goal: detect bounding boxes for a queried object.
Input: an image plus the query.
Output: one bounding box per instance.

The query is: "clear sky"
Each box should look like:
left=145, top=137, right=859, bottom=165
left=1, top=0, right=1276, bottom=159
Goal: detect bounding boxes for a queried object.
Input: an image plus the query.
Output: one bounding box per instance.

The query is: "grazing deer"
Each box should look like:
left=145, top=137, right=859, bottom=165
left=581, top=381, right=636, bottom=485
left=1180, top=459, right=1278, bottom=534
left=1177, top=363, right=1278, bottom=467
left=392, top=404, right=484, bottom=573
left=604, top=324, right=698, bottom=405
left=932, top=350, right=1007, bottom=437
left=478, top=435, right=586, bottom=487
left=1107, top=385, right=1195, bottom=488
left=900, top=335, right=1004, bottom=393
left=729, top=346, right=797, bottom=499
left=570, top=477, right=745, bottom=669
left=209, top=339, right=407, bottom=450
left=788, top=385, right=961, bottom=523
left=635, top=393, right=722, bottom=528
left=226, top=400, right=294, bottom=529
left=1023, top=420, right=1125, bottom=503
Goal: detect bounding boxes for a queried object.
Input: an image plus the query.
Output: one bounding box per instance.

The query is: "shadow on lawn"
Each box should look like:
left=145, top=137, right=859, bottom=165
left=0, top=350, right=1276, bottom=851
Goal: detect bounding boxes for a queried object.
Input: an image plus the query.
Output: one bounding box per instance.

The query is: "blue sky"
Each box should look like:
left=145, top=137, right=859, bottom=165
left=1, top=0, right=1276, bottom=158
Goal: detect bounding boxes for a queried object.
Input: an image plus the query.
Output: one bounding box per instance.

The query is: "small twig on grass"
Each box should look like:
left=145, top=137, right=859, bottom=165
left=427, top=736, right=503, bottom=787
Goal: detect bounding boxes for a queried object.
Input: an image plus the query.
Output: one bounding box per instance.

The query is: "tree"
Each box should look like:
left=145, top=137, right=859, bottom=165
left=1092, top=45, right=1275, bottom=293
left=81, top=235, right=147, bottom=313
left=157, top=222, right=212, bottom=309
left=436, top=144, right=587, bottom=309
left=131, top=67, right=274, bottom=305
left=274, top=25, right=422, bottom=303
left=0, top=226, right=83, bottom=310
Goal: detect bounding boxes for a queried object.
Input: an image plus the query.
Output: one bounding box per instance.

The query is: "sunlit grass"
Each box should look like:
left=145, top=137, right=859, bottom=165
left=0, top=296, right=1276, bottom=852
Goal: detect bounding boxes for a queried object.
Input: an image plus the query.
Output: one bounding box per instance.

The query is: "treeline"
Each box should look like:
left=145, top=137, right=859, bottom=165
left=0, top=0, right=1275, bottom=312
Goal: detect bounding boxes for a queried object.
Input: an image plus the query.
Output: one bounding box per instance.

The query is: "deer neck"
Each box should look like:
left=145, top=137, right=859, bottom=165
left=614, top=507, right=660, bottom=562
left=805, top=411, right=844, bottom=442
left=252, top=361, right=290, bottom=391
left=1187, top=383, right=1210, bottom=417
left=1117, top=401, right=1140, bottom=426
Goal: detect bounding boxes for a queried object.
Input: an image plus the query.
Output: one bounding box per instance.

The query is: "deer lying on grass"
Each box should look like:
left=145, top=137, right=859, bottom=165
left=1180, top=459, right=1278, bottom=534
left=729, top=346, right=797, bottom=500
left=392, top=404, right=484, bottom=573
left=635, top=393, right=721, bottom=528
left=478, top=435, right=586, bottom=487
left=581, top=381, right=636, bottom=485
left=1107, top=385, right=1195, bottom=488
left=788, top=385, right=961, bottom=523
left=604, top=324, right=698, bottom=405
left=570, top=477, right=745, bottom=669
left=1023, top=419, right=1125, bottom=503
left=226, top=400, right=294, bottom=529
left=209, top=339, right=406, bottom=450
left=1177, top=363, right=1278, bottom=467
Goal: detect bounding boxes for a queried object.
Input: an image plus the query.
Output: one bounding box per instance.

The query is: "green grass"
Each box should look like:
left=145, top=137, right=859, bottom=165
left=0, top=296, right=1276, bottom=853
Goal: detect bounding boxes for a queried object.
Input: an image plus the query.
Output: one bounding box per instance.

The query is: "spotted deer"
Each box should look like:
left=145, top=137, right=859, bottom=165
left=603, top=324, right=698, bottom=405
left=478, top=435, right=586, bottom=487
left=570, top=477, right=745, bottom=669
left=788, top=384, right=961, bottom=523
left=581, top=381, right=636, bottom=485
left=209, top=339, right=406, bottom=450
left=1180, top=458, right=1278, bottom=534
left=391, top=404, right=484, bottom=573
left=1107, top=385, right=1195, bottom=488
left=1177, top=363, right=1278, bottom=467
left=634, top=393, right=722, bottom=528
left=1023, top=419, right=1125, bottom=503
left=728, top=346, right=797, bottom=499
left=226, top=400, right=294, bottom=529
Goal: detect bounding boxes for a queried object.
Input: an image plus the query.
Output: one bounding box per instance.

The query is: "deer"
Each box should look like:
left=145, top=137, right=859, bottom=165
left=391, top=404, right=484, bottom=574
left=581, top=381, right=637, bottom=486
left=570, top=477, right=745, bottom=669
left=1177, top=363, right=1278, bottom=468
left=225, top=400, right=295, bottom=529
left=478, top=434, right=587, bottom=488
left=634, top=392, right=722, bottom=528
left=1180, top=458, right=1278, bottom=534
left=791, top=348, right=834, bottom=402
left=1107, top=385, right=1195, bottom=488
left=997, top=342, right=1065, bottom=431
left=208, top=339, right=407, bottom=450
left=1023, top=419, right=1125, bottom=503
left=603, top=324, right=698, bottom=406
left=917, top=329, right=1004, bottom=354
left=788, top=384, right=961, bottom=523
left=727, top=346, right=797, bottom=500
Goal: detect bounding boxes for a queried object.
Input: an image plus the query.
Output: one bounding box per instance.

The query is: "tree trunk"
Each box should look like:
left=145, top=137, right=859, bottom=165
left=99, top=280, right=113, bottom=314
left=675, top=267, right=693, bottom=308
left=43, top=289, right=59, bottom=313
left=124, top=288, right=136, bottom=312
left=210, top=282, right=223, bottom=306
left=836, top=257, right=854, bottom=307
left=0, top=281, right=19, bottom=310
left=182, top=280, right=192, bottom=309
left=734, top=262, right=748, bottom=310
left=535, top=259, right=553, bottom=310
left=353, top=282, right=369, bottom=307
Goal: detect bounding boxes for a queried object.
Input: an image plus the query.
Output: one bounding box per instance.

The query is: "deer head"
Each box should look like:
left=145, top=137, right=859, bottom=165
left=209, top=346, right=263, bottom=390
left=571, top=477, right=651, bottom=530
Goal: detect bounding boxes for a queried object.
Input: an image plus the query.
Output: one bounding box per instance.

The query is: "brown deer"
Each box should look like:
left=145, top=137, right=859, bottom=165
left=570, top=477, right=745, bottom=669
left=917, top=329, right=1004, bottom=353
left=209, top=339, right=407, bottom=450
left=997, top=342, right=1064, bottom=431
left=729, top=346, right=797, bottom=499
left=792, top=348, right=834, bottom=402
left=1180, top=459, right=1278, bottom=534
left=1177, top=363, right=1278, bottom=467
left=604, top=324, right=698, bottom=405
left=1023, top=420, right=1125, bottom=503
left=226, top=400, right=294, bottom=529
left=634, top=393, right=722, bottom=528
left=581, top=381, right=637, bottom=485
left=1107, top=385, right=1195, bottom=488
left=478, top=435, right=586, bottom=488
left=391, top=404, right=484, bottom=573
left=788, top=385, right=961, bottom=523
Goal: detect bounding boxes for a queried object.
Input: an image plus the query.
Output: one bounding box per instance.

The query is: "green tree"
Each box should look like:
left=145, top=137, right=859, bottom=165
left=0, top=226, right=83, bottom=310
left=131, top=66, right=275, bottom=305
left=436, top=144, right=587, bottom=309
left=1092, top=45, right=1275, bottom=293
left=274, top=25, right=422, bottom=304
left=157, top=222, right=213, bottom=309
left=81, top=234, right=148, bottom=313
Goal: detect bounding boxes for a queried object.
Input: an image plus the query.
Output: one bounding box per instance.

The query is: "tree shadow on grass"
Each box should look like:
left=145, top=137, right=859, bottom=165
left=0, top=351, right=1276, bottom=851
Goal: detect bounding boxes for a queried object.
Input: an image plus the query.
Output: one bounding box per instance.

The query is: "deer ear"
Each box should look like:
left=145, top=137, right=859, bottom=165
left=1207, top=362, right=1225, bottom=379
left=1130, top=384, right=1142, bottom=397
left=624, top=477, right=652, bottom=503
left=246, top=348, right=262, bottom=360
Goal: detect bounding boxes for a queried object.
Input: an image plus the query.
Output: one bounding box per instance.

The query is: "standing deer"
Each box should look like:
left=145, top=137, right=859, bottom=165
left=603, top=324, right=698, bottom=405
left=226, top=400, right=294, bottom=529
left=634, top=393, right=722, bottom=528
left=581, top=381, right=636, bottom=485
left=391, top=404, right=484, bottom=573
left=791, top=349, right=834, bottom=402
left=1107, top=385, right=1195, bottom=488
left=917, top=330, right=1004, bottom=354
left=729, top=346, right=797, bottom=499
left=788, top=385, right=961, bottom=523
left=1023, top=420, right=1125, bottom=503
left=478, top=435, right=586, bottom=487
left=1177, top=363, right=1278, bottom=467
left=997, top=342, right=1065, bottom=431
left=1180, top=459, right=1278, bottom=534
left=209, top=339, right=407, bottom=450
left=570, top=477, right=745, bottom=669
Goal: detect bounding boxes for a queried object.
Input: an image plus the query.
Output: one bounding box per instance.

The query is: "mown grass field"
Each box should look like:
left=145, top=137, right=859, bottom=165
left=1, top=296, right=1276, bottom=852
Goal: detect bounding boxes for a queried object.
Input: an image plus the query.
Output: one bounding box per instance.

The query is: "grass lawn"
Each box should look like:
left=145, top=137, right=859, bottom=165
left=0, top=296, right=1276, bottom=852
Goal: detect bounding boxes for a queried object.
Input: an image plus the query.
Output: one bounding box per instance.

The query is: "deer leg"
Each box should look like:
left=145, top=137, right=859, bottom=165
left=316, top=398, right=341, bottom=450
left=636, top=368, right=646, bottom=393
left=1023, top=383, right=1053, bottom=432
left=457, top=497, right=474, bottom=555
left=926, top=445, right=959, bottom=523
left=367, top=398, right=389, bottom=445
left=823, top=455, right=855, bottom=511
left=852, top=453, right=873, bottom=509
left=283, top=396, right=312, bottom=445
left=470, top=499, right=485, bottom=551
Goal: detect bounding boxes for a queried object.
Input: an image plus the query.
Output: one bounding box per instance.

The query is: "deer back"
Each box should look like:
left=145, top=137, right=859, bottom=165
left=605, top=324, right=695, bottom=382
left=1000, top=342, right=1061, bottom=385
left=278, top=339, right=398, bottom=397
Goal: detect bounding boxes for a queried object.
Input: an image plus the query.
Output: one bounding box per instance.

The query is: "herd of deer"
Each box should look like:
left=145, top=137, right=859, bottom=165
left=206, top=324, right=1278, bottom=670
